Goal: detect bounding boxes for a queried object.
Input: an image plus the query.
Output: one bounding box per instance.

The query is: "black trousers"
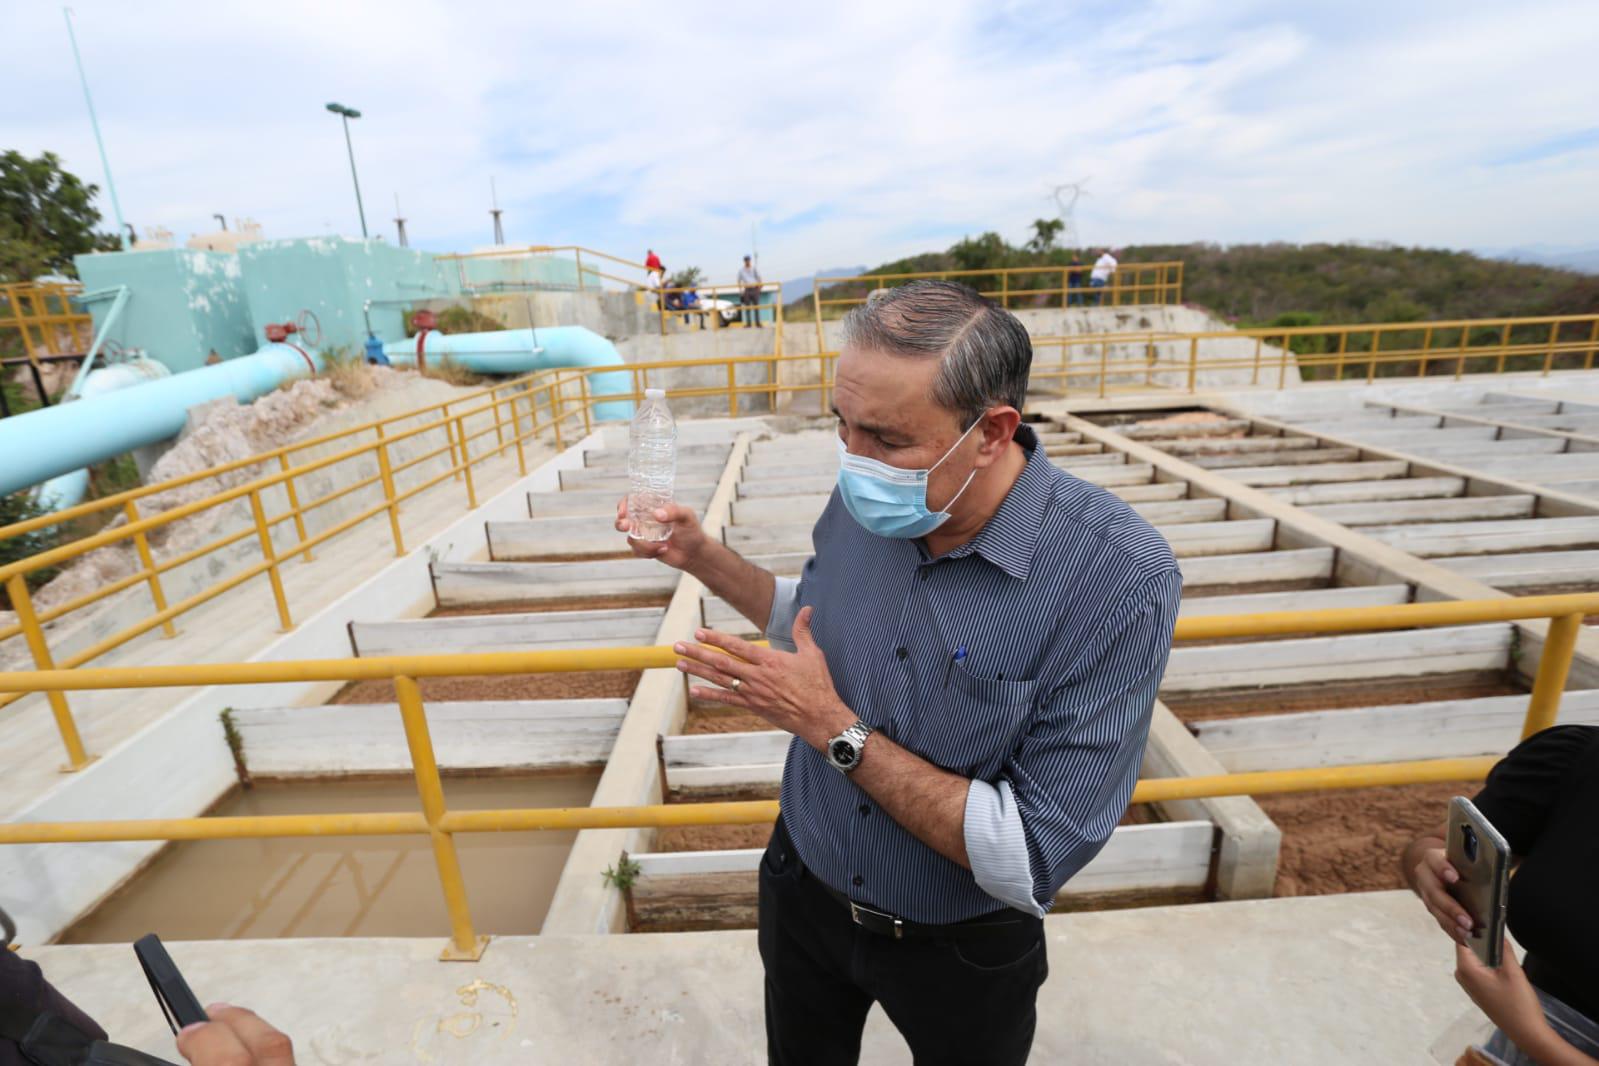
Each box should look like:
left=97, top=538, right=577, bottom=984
left=758, top=819, right=1048, bottom=1065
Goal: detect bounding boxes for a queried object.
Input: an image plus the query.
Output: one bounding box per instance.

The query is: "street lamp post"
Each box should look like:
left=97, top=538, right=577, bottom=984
left=325, top=102, right=368, bottom=239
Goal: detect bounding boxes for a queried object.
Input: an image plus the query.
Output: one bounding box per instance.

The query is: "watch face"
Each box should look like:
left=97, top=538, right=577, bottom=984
left=830, top=739, right=857, bottom=766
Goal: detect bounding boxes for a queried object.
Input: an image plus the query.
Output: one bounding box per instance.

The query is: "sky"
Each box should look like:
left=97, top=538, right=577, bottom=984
left=6, top=0, right=1599, bottom=285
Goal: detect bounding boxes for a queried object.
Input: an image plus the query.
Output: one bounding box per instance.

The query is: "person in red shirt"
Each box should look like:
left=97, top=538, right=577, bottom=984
left=645, top=249, right=662, bottom=271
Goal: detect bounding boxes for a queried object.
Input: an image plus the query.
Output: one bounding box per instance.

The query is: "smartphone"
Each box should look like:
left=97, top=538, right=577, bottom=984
left=1444, top=797, right=1511, bottom=968
left=133, top=933, right=209, bottom=1034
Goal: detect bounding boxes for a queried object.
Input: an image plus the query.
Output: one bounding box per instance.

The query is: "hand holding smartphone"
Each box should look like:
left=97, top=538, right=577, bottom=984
left=134, top=933, right=209, bottom=1034
left=1444, top=797, right=1512, bottom=968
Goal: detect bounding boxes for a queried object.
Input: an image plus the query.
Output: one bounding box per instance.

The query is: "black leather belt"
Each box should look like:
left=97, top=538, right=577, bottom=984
left=809, top=863, right=1026, bottom=940
left=772, top=817, right=1027, bottom=940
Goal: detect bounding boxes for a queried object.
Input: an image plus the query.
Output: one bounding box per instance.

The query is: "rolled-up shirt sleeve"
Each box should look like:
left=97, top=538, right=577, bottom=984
left=765, top=575, right=802, bottom=653
left=963, top=567, right=1182, bottom=913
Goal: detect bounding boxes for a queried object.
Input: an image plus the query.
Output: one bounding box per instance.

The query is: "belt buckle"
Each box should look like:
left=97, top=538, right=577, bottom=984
left=849, top=900, right=905, bottom=939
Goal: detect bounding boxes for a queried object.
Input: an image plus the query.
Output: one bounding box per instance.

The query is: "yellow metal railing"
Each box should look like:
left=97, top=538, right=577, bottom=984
left=809, top=261, right=1186, bottom=340
left=0, top=593, right=1589, bottom=958
left=435, top=244, right=650, bottom=294
left=0, top=282, right=92, bottom=362
left=649, top=280, right=786, bottom=353
left=7, top=312, right=1597, bottom=748
left=0, top=352, right=866, bottom=766
left=1024, top=313, right=1599, bottom=397
left=0, top=370, right=589, bottom=768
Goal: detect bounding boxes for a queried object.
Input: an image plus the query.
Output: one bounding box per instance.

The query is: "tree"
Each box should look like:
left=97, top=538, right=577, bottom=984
left=0, top=151, right=120, bottom=282
left=666, top=266, right=704, bottom=290
left=1026, top=218, right=1064, bottom=254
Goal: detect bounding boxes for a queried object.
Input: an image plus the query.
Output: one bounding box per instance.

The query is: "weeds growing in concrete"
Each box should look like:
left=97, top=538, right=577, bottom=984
left=602, top=854, right=642, bottom=891
left=219, top=707, right=253, bottom=789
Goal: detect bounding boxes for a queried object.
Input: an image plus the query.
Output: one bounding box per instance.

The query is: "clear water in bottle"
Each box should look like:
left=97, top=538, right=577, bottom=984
left=627, top=388, right=677, bottom=542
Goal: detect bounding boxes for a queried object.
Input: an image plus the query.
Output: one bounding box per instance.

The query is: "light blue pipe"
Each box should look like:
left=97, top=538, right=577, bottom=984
left=381, top=325, right=633, bottom=422
left=0, top=342, right=322, bottom=498
left=32, top=358, right=172, bottom=510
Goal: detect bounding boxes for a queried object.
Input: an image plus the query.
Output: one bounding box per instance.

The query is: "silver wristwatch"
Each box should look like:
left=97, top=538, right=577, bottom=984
left=825, top=720, right=874, bottom=774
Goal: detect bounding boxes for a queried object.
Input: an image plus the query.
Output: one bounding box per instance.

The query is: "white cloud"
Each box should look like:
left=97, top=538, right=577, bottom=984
left=4, top=0, right=1597, bottom=285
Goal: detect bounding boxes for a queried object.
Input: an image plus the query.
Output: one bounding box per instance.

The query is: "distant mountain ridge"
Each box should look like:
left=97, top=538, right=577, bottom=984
left=786, top=235, right=1598, bottom=325
left=779, top=265, right=869, bottom=303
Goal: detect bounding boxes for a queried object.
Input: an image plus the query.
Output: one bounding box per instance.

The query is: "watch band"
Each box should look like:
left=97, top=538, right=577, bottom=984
left=827, top=720, right=874, bottom=774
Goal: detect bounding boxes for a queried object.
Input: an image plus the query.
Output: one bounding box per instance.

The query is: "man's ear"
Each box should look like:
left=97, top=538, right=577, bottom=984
left=976, top=406, right=1023, bottom=465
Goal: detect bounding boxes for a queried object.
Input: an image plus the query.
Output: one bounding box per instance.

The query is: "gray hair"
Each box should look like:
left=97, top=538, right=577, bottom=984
left=841, top=279, right=1032, bottom=427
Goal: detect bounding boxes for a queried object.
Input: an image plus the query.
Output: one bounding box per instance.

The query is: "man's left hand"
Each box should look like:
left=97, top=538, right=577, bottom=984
left=1454, top=941, right=1552, bottom=1054
left=674, top=606, right=854, bottom=750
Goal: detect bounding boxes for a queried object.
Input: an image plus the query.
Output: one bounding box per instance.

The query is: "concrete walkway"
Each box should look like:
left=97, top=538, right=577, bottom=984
left=23, top=891, right=1477, bottom=1065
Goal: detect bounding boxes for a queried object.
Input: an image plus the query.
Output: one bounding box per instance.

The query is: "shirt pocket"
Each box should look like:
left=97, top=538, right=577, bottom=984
left=900, top=662, right=1039, bottom=778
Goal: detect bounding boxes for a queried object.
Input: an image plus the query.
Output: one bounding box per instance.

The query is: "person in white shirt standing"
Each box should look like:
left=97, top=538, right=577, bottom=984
left=1089, top=248, right=1117, bottom=305
left=647, top=265, right=666, bottom=311
left=738, top=254, right=764, bottom=328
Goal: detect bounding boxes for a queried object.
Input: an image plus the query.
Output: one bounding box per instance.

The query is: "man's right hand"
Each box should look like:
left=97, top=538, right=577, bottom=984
left=1407, top=839, right=1474, bottom=944
left=616, top=499, right=708, bottom=573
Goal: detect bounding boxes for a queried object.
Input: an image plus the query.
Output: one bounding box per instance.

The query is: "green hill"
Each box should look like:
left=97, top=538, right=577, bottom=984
left=791, top=233, right=1599, bottom=329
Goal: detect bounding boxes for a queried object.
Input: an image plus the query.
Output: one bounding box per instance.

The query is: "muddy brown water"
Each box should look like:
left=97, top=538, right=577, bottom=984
left=59, top=773, right=597, bottom=944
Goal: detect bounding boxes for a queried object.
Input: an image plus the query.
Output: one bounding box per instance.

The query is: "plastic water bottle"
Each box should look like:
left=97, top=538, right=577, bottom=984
left=627, top=388, right=677, bottom=541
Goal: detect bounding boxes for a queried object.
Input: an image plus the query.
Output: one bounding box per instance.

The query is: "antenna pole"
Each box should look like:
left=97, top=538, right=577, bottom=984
left=489, top=177, right=505, bottom=245
left=64, top=7, right=126, bottom=249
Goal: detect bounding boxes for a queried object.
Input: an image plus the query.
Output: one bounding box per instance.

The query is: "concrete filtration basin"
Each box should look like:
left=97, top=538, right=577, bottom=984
left=59, top=773, right=597, bottom=944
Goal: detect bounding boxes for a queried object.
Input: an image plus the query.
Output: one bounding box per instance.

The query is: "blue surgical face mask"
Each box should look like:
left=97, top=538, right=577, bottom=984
left=836, top=419, right=982, bottom=538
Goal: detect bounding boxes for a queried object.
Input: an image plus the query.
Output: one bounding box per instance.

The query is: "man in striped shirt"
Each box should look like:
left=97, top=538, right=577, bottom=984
left=623, top=280, right=1181, bottom=1065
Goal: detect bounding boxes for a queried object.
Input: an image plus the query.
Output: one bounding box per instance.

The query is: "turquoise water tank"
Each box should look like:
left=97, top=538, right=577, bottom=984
left=238, top=237, right=459, bottom=357
left=74, top=248, right=257, bottom=372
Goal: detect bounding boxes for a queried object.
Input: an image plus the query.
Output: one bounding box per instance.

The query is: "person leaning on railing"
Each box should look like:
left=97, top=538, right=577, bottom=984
left=618, top=279, right=1180, bottom=1065
left=1401, top=724, right=1599, bottom=1065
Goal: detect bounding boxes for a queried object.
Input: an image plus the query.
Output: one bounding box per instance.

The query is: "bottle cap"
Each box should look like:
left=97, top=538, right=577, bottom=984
left=645, top=388, right=666, bottom=399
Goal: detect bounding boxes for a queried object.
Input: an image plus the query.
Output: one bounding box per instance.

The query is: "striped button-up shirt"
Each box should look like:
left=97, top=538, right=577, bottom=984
left=765, top=423, right=1182, bottom=923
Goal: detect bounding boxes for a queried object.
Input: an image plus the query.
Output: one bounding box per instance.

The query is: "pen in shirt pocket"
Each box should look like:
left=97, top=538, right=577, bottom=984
left=943, top=646, right=967, bottom=689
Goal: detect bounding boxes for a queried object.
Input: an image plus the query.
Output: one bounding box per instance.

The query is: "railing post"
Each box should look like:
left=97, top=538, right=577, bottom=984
left=1000, top=271, right=1009, bottom=309
left=727, top=360, right=738, bottom=418
left=394, top=674, right=484, bottom=961
left=1251, top=336, right=1263, bottom=386
left=812, top=286, right=824, bottom=356
left=275, top=453, right=312, bottom=562
left=1522, top=613, right=1583, bottom=738
left=511, top=390, right=528, bottom=477
left=123, top=500, right=177, bottom=637
left=1418, top=325, right=1434, bottom=378
left=442, top=402, right=462, bottom=481
left=1277, top=332, right=1290, bottom=389
left=1097, top=339, right=1108, bottom=399
left=1455, top=325, right=1470, bottom=380
left=490, top=385, right=506, bottom=450
left=248, top=489, right=294, bottom=632
left=1586, top=319, right=1598, bottom=370
left=455, top=415, right=477, bottom=509
left=575, top=248, right=585, bottom=292
left=550, top=383, right=565, bottom=451
left=1542, top=321, right=1559, bottom=376
left=579, top=374, right=592, bottom=438
left=1186, top=336, right=1198, bottom=393
left=1334, top=330, right=1349, bottom=381
left=375, top=434, right=406, bottom=557
left=775, top=285, right=785, bottom=359
left=6, top=574, right=93, bottom=771
left=1497, top=322, right=1512, bottom=374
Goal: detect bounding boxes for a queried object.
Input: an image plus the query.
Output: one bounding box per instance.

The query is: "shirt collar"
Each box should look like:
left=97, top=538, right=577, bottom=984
left=941, top=423, right=1052, bottom=581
